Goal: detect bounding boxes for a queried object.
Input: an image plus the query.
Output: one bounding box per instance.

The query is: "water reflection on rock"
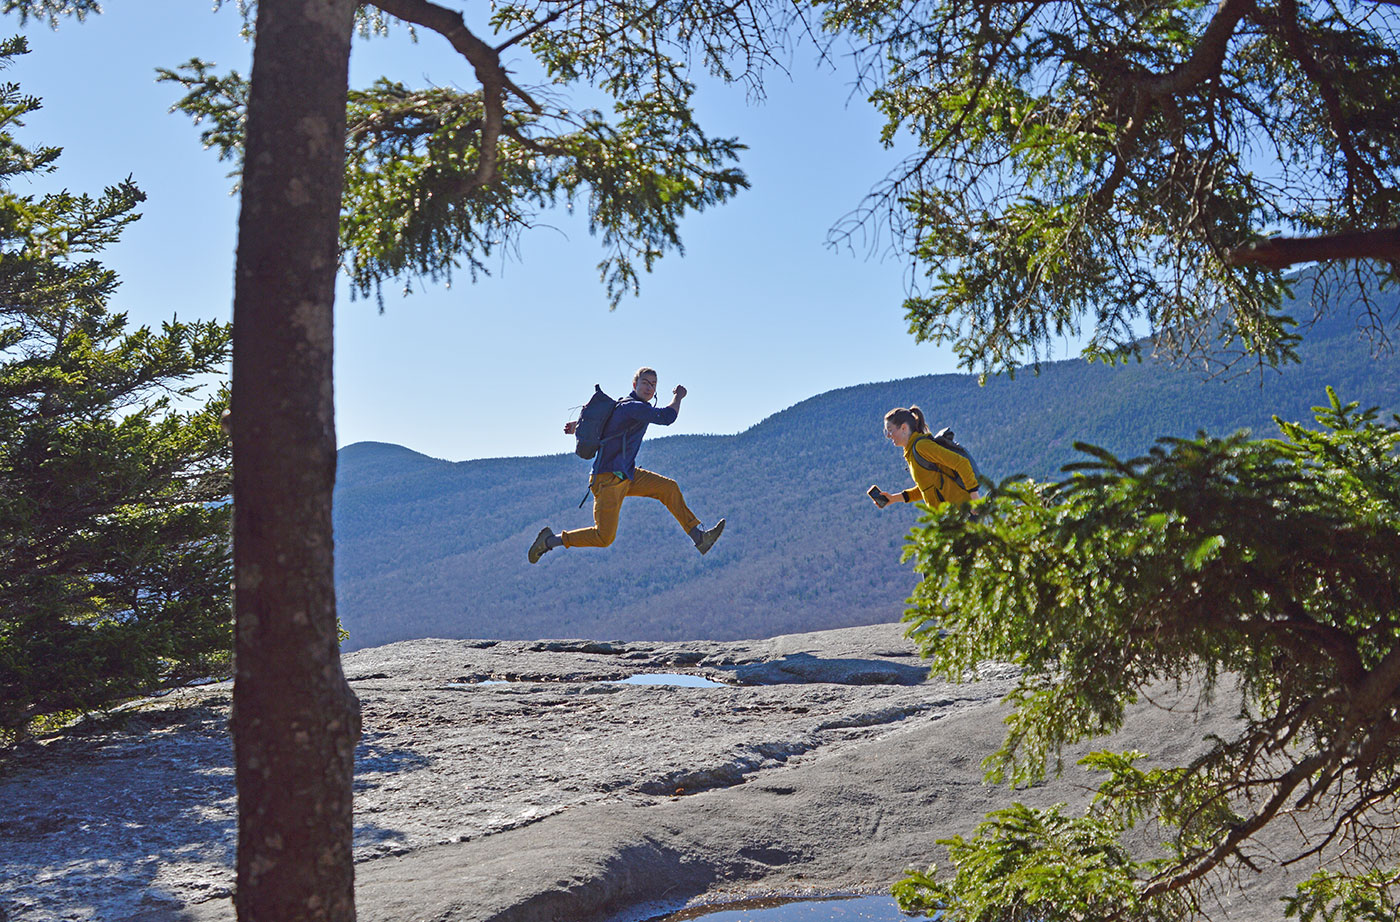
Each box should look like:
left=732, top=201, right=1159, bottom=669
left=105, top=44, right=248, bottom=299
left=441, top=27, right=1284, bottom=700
left=442, top=673, right=730, bottom=689
left=650, top=893, right=913, bottom=921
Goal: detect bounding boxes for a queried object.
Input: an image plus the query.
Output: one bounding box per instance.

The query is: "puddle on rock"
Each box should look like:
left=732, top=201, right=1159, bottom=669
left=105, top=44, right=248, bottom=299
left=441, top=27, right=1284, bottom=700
left=647, top=894, right=914, bottom=921
left=442, top=673, right=728, bottom=690
left=616, top=673, right=727, bottom=688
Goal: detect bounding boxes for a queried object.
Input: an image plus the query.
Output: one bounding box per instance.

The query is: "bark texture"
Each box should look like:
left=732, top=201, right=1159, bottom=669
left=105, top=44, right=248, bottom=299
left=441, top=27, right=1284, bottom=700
left=230, top=1, right=361, bottom=919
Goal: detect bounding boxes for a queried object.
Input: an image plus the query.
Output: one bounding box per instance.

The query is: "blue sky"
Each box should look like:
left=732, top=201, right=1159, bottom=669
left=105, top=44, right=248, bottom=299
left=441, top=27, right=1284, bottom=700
left=11, top=0, right=1000, bottom=462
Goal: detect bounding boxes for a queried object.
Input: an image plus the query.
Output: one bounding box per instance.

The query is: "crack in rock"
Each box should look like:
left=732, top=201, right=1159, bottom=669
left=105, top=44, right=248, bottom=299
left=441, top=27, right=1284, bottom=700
left=637, top=741, right=814, bottom=796
left=528, top=641, right=629, bottom=655
left=815, top=703, right=935, bottom=731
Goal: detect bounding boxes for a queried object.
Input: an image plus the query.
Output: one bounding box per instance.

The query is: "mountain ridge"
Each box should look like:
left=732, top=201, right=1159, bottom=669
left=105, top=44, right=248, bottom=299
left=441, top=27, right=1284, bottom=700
left=334, top=288, right=1400, bottom=652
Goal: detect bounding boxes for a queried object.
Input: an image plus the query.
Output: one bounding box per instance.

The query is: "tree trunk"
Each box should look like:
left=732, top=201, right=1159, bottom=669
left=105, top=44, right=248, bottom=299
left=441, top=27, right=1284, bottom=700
left=230, top=1, right=360, bottom=920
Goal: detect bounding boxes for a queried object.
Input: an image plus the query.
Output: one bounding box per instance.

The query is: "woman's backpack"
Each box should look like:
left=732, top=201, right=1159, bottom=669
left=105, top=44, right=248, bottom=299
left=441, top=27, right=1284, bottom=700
left=910, top=428, right=986, bottom=492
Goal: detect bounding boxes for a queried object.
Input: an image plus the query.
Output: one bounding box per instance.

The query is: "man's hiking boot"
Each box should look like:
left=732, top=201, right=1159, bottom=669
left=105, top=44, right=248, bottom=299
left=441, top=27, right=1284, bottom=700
left=528, top=527, right=554, bottom=564
left=694, top=518, right=725, bottom=555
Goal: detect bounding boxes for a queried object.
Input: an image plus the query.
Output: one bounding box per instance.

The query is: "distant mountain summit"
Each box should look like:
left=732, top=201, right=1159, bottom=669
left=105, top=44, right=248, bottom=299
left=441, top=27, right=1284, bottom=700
left=334, top=287, right=1400, bottom=651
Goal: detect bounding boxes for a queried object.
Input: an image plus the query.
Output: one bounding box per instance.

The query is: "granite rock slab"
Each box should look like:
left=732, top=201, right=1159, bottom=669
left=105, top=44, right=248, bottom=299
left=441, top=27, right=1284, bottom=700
left=0, top=623, right=1290, bottom=922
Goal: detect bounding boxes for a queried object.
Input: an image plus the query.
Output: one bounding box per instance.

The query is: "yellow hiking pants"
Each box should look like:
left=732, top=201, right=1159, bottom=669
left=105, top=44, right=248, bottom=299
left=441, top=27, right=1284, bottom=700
left=561, top=468, right=700, bottom=548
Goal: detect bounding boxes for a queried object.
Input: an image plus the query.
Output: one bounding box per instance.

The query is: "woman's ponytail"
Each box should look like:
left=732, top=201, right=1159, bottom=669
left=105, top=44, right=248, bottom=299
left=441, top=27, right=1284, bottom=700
left=908, top=405, right=929, bottom=434
left=884, top=406, right=929, bottom=434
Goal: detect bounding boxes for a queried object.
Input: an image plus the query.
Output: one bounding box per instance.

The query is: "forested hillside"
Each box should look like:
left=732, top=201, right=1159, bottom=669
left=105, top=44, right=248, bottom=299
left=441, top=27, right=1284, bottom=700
left=333, top=291, right=1400, bottom=651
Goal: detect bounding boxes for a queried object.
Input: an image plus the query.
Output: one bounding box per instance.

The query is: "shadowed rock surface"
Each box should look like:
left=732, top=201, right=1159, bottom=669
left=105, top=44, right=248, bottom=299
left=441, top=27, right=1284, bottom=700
left=0, top=624, right=1303, bottom=921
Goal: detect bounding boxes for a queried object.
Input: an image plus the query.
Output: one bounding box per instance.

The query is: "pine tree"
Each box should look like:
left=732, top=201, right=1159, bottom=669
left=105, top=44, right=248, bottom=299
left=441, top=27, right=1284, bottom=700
left=899, top=389, right=1400, bottom=920
left=167, top=0, right=784, bottom=915
left=0, top=37, right=233, bottom=741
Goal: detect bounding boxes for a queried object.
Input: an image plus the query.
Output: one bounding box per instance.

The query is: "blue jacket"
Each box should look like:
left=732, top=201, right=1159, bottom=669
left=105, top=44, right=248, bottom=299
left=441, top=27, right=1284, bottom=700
left=592, top=392, right=677, bottom=479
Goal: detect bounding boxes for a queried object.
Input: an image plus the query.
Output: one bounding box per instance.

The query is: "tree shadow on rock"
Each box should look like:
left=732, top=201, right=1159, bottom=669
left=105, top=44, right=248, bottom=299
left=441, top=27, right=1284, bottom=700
left=352, top=729, right=436, bottom=858
left=353, top=729, right=433, bottom=790
left=0, top=697, right=237, bottom=922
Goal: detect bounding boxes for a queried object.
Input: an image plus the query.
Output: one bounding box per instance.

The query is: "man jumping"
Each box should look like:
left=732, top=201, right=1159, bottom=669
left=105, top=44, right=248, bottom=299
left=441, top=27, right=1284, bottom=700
left=529, top=367, right=725, bottom=563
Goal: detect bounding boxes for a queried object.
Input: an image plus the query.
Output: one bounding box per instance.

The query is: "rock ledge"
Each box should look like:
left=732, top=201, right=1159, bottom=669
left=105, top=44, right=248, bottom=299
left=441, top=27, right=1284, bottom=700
left=0, top=623, right=1268, bottom=922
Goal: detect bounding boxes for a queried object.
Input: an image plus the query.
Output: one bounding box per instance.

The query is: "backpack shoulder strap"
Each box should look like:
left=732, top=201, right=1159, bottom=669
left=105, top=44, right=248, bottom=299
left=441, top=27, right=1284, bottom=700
left=908, top=433, right=942, bottom=471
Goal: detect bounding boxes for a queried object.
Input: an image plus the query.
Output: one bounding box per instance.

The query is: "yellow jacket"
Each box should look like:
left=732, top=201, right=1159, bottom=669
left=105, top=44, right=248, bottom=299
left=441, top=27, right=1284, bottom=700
left=902, top=433, right=979, bottom=507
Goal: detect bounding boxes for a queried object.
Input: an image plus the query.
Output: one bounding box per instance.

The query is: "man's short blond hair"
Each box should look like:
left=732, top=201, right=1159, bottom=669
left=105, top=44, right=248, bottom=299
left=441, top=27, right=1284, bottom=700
left=634, top=366, right=658, bottom=384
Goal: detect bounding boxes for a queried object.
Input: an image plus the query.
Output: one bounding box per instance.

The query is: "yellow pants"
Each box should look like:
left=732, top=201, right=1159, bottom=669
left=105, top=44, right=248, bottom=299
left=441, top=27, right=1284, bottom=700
left=562, top=469, right=700, bottom=548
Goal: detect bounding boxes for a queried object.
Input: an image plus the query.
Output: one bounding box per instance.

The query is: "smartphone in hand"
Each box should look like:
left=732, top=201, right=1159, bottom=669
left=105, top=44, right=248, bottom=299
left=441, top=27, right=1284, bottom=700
left=868, top=485, right=890, bottom=508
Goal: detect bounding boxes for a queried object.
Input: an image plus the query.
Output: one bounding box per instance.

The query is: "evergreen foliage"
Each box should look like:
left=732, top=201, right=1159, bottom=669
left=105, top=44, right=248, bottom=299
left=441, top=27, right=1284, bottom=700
left=0, top=40, right=233, bottom=742
left=817, top=0, right=1400, bottom=374
left=0, top=0, right=98, bottom=28
left=893, top=802, right=1191, bottom=922
left=896, top=388, right=1400, bottom=919
left=157, top=0, right=776, bottom=306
